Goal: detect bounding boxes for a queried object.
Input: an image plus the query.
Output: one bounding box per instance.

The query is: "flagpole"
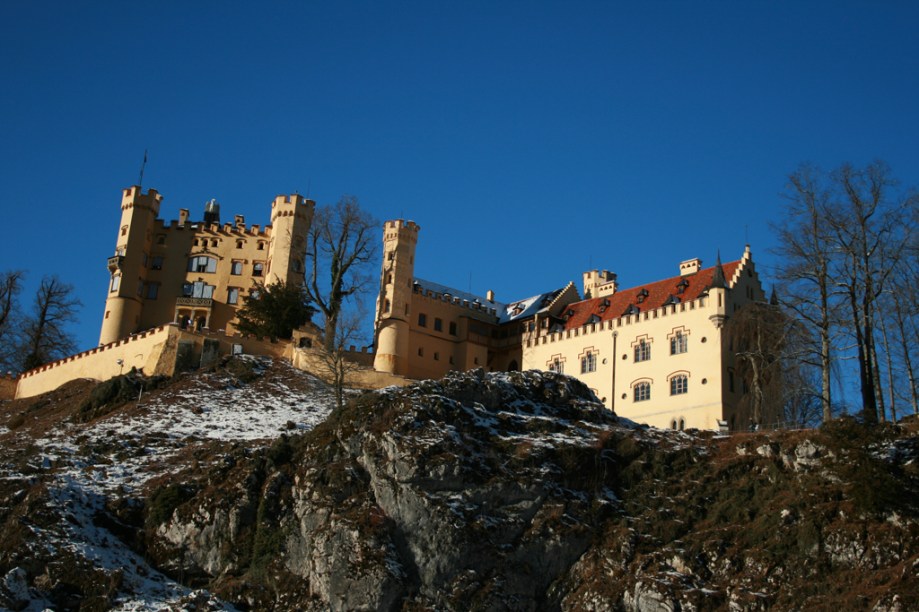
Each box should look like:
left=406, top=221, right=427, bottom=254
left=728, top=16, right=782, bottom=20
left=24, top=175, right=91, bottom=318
left=138, top=149, right=148, bottom=188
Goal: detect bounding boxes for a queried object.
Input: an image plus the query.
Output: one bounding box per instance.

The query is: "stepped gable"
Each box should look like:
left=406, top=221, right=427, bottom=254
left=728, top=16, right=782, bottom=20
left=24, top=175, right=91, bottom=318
left=562, top=260, right=741, bottom=330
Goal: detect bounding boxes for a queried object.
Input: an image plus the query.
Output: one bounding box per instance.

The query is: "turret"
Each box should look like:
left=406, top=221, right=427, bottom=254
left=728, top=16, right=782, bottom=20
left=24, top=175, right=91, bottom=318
left=373, top=219, right=420, bottom=375
left=99, top=186, right=163, bottom=345
left=707, top=252, right=729, bottom=329
left=582, top=269, right=617, bottom=299
left=267, top=194, right=314, bottom=285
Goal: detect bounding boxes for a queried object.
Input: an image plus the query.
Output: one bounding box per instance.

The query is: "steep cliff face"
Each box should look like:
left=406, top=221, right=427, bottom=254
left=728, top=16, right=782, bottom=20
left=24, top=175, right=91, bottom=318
left=1, top=359, right=918, bottom=611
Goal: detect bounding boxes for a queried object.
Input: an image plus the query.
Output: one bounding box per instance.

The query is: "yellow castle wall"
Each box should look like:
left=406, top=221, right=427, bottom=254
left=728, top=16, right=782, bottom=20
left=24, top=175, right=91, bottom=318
left=100, top=188, right=313, bottom=346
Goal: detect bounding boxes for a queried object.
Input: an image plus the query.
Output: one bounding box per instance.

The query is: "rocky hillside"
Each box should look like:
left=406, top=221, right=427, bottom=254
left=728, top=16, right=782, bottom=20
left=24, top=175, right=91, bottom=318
left=1, top=358, right=917, bottom=611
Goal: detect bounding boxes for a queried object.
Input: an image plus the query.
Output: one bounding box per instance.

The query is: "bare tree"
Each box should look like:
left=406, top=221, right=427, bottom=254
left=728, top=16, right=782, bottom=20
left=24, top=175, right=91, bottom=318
left=305, top=196, right=379, bottom=352
left=0, top=270, right=25, bottom=372
left=772, top=166, right=837, bottom=422
left=315, top=307, right=369, bottom=409
left=826, top=162, right=912, bottom=423
left=18, top=275, right=82, bottom=371
left=729, top=299, right=787, bottom=428
left=773, top=161, right=917, bottom=424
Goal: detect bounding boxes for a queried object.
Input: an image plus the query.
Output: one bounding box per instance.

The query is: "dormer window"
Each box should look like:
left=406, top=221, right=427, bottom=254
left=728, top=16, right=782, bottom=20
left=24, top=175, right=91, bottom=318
left=677, top=279, right=690, bottom=294
left=587, top=314, right=601, bottom=324
left=636, top=289, right=649, bottom=304
left=623, top=304, right=640, bottom=316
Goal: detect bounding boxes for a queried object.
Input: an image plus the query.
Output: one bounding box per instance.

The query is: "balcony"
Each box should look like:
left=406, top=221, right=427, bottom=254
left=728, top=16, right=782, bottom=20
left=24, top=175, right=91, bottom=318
left=176, top=297, right=214, bottom=308
left=107, top=255, right=125, bottom=272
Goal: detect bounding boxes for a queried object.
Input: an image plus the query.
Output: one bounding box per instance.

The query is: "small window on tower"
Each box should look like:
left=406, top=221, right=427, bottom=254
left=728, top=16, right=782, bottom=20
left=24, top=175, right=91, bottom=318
left=121, top=225, right=128, bottom=237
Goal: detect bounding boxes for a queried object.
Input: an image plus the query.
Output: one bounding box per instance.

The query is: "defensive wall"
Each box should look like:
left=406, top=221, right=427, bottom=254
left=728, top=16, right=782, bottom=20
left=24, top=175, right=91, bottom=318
left=291, top=345, right=411, bottom=390
left=13, top=325, right=291, bottom=399
left=9, top=321, right=405, bottom=400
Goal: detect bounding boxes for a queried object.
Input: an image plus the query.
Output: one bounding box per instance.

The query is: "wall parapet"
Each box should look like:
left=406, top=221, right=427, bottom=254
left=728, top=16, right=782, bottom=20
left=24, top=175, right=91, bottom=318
left=17, top=325, right=171, bottom=380
left=414, top=285, right=500, bottom=318
left=526, top=295, right=709, bottom=348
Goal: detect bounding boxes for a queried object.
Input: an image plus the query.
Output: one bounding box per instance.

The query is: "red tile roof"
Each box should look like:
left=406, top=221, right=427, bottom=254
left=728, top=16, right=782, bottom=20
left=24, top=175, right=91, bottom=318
left=561, top=261, right=742, bottom=330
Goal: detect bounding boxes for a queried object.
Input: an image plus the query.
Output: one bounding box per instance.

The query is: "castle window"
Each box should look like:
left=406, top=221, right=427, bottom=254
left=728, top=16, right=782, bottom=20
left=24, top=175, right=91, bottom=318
left=634, top=382, right=651, bottom=402
left=418, top=313, right=427, bottom=327
left=257, top=242, right=265, bottom=250
left=670, top=374, right=688, bottom=395
left=157, top=234, right=166, bottom=245
left=236, top=240, right=244, bottom=249
left=384, top=298, right=390, bottom=313
left=110, top=275, right=121, bottom=292
left=253, top=262, right=264, bottom=277
left=211, top=239, right=218, bottom=248
left=580, top=352, right=597, bottom=374
left=228, top=287, right=239, bottom=304
left=116, top=246, right=126, bottom=256
left=151, top=256, right=164, bottom=270
left=121, top=225, right=128, bottom=237
left=634, top=340, right=651, bottom=362
left=183, top=281, right=215, bottom=299
left=418, top=347, right=424, bottom=357
left=670, top=332, right=687, bottom=355
left=434, top=318, right=443, bottom=332
left=146, top=283, right=159, bottom=300
left=188, top=256, right=217, bottom=273
left=548, top=357, right=564, bottom=374
left=434, top=352, right=440, bottom=361
left=449, top=321, right=457, bottom=336
left=231, top=261, right=243, bottom=275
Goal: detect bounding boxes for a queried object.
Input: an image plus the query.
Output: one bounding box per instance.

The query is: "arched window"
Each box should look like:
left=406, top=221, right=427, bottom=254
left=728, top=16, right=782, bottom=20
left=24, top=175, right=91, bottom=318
left=507, top=360, right=519, bottom=372
left=634, top=382, right=651, bottom=402
left=187, top=256, right=217, bottom=273
left=670, top=374, right=688, bottom=395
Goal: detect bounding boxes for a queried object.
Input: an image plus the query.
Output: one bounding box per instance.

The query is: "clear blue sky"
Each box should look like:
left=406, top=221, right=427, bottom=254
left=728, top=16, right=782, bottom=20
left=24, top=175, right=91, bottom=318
left=1, top=1, right=917, bottom=376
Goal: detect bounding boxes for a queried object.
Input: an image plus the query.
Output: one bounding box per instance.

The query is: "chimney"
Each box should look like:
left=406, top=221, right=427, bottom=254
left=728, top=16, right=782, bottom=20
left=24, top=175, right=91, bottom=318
left=178, top=208, right=189, bottom=226
left=680, top=258, right=702, bottom=276
left=486, top=290, right=495, bottom=302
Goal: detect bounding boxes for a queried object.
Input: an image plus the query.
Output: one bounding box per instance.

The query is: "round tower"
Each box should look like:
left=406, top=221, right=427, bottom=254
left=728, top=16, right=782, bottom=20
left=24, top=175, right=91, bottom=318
left=267, top=194, right=315, bottom=285
left=373, top=219, right=419, bottom=375
left=99, top=186, right=162, bottom=345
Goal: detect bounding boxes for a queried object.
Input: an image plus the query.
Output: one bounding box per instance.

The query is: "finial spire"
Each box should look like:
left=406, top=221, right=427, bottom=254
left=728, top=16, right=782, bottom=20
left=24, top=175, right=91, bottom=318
left=709, top=250, right=726, bottom=289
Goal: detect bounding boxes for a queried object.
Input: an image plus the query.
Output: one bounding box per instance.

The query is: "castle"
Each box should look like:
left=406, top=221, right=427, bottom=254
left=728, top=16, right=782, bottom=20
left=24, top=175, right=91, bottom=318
left=373, top=219, right=779, bottom=431
left=8, top=186, right=780, bottom=433
left=99, top=186, right=314, bottom=345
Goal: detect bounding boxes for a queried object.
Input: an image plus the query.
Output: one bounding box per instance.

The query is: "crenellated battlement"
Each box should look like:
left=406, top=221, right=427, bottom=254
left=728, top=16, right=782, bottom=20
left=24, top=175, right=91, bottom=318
left=525, top=293, right=710, bottom=348
left=413, top=283, right=501, bottom=318
left=383, top=219, right=420, bottom=242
